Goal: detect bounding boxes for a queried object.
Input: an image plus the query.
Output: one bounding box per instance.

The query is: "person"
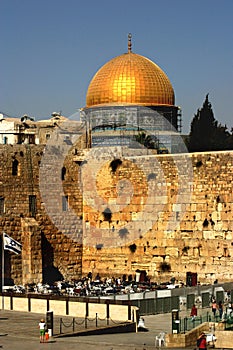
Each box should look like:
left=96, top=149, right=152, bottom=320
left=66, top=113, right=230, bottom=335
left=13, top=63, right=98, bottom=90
left=218, top=301, right=223, bottom=320
left=212, top=300, right=217, bottom=317
left=190, top=304, right=197, bottom=321
left=197, top=332, right=207, bottom=350
left=38, top=318, right=46, bottom=343
left=137, top=316, right=149, bottom=332
left=138, top=316, right=145, bottom=329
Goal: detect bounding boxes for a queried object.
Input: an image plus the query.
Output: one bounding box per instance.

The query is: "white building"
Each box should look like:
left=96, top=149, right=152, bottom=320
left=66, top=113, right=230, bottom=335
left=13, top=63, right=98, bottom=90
left=0, top=113, right=77, bottom=145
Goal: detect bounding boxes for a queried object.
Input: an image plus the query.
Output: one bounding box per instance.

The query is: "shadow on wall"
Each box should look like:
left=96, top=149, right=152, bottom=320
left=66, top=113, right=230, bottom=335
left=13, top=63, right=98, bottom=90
left=42, top=265, right=64, bottom=284
left=41, top=232, right=64, bottom=284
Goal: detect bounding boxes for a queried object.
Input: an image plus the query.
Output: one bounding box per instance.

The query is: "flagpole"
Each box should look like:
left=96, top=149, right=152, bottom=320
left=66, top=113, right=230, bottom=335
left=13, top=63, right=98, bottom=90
left=2, top=233, right=4, bottom=309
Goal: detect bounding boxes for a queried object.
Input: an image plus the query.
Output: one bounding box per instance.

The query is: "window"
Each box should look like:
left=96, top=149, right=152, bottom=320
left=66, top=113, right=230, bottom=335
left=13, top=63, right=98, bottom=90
left=61, top=167, right=66, bottom=181
left=12, top=159, right=19, bottom=176
left=62, top=195, right=68, bottom=211
left=28, top=135, right=35, bottom=144
left=0, top=197, right=5, bottom=214
left=29, top=195, right=36, bottom=217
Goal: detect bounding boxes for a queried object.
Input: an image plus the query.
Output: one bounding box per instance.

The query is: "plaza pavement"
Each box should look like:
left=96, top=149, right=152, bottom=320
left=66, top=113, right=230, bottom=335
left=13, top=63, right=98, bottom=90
left=0, top=308, right=227, bottom=350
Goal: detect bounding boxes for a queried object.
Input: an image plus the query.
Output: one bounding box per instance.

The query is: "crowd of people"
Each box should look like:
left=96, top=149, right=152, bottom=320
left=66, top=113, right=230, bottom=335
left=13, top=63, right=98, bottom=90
left=4, top=274, right=183, bottom=297
left=189, top=295, right=233, bottom=326
left=211, top=297, right=233, bottom=320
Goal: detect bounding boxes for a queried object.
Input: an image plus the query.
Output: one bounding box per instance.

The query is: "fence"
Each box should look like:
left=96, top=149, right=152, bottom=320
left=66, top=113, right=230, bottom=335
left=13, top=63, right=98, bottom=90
left=131, top=296, right=179, bottom=315
left=59, top=312, right=128, bottom=334
left=103, top=282, right=233, bottom=314
left=179, top=311, right=233, bottom=333
left=179, top=313, right=212, bottom=333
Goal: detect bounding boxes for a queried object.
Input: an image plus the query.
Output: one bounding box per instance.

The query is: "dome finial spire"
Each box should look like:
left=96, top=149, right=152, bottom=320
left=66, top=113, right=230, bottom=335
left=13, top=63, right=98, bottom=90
left=128, top=33, right=132, bottom=53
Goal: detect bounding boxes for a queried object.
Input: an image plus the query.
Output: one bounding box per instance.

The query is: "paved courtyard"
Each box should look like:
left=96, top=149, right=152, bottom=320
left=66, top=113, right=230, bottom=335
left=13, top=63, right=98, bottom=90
left=0, top=309, right=229, bottom=350
left=0, top=309, right=173, bottom=350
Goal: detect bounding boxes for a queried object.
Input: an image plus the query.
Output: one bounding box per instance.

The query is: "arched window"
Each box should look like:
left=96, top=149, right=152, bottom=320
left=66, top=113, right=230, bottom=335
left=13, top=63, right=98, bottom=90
left=61, top=167, right=66, bottom=181
left=12, top=159, right=19, bottom=176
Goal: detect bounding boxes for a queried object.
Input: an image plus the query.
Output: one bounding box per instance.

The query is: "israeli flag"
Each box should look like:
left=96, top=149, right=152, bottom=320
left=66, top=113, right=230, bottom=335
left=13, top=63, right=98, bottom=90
left=3, top=233, right=22, bottom=255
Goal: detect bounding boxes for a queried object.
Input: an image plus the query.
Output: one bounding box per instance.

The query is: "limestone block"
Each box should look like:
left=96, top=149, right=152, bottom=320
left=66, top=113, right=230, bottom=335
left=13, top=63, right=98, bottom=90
left=225, top=231, right=232, bottom=240
left=216, top=202, right=223, bottom=211
left=203, top=230, right=215, bottom=239
left=196, top=203, right=207, bottom=212
left=196, top=221, right=204, bottom=231
left=222, top=221, right=230, bottom=230
left=193, top=211, right=201, bottom=220
left=165, top=247, right=179, bottom=257
left=164, top=230, right=176, bottom=238
left=211, top=211, right=221, bottom=221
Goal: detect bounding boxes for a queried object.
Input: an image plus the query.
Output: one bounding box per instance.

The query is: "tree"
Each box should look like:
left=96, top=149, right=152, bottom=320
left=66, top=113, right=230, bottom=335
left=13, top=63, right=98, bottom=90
left=187, top=94, right=233, bottom=152
left=134, top=131, right=157, bottom=149
left=228, top=128, right=233, bottom=149
left=188, top=94, right=216, bottom=152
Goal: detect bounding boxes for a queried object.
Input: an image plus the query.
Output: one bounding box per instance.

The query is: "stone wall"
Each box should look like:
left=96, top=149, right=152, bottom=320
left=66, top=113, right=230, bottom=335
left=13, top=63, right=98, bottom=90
left=0, top=142, right=233, bottom=285
left=0, top=144, right=82, bottom=285
left=81, top=150, right=233, bottom=284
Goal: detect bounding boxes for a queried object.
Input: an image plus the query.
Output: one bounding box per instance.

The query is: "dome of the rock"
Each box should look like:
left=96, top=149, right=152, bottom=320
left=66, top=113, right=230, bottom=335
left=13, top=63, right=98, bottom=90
left=82, top=35, right=182, bottom=152
left=86, top=39, right=174, bottom=108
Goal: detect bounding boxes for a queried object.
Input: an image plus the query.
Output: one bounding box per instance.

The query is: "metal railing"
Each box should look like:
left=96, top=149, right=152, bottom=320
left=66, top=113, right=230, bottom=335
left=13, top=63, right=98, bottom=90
left=179, top=312, right=233, bottom=333
left=179, top=313, right=212, bottom=333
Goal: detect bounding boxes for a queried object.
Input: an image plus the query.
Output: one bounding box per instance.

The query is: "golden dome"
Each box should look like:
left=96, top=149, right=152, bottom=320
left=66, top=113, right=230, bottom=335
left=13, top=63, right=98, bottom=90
left=86, top=42, right=175, bottom=108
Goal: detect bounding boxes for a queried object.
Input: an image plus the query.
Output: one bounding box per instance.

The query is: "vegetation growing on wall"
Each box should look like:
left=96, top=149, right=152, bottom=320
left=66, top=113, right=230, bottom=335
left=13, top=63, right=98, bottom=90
left=119, top=228, right=129, bottom=239
left=109, top=159, right=122, bottom=172
left=159, top=261, right=171, bottom=272
left=182, top=246, right=190, bottom=255
left=102, top=208, right=112, bottom=221
left=129, top=243, right=137, bottom=253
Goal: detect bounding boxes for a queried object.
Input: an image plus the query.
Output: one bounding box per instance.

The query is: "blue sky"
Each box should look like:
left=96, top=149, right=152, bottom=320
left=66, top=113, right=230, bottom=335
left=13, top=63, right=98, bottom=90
left=1, top=0, right=233, bottom=133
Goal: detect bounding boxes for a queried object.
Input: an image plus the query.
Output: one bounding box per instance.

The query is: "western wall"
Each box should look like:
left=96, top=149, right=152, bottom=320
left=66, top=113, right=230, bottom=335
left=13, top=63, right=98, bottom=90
left=81, top=149, right=233, bottom=284
left=0, top=143, right=233, bottom=285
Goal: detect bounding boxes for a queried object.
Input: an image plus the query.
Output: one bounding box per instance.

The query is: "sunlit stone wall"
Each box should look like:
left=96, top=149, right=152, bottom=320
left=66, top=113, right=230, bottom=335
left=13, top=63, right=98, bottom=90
left=0, top=143, right=232, bottom=285
left=82, top=150, right=233, bottom=284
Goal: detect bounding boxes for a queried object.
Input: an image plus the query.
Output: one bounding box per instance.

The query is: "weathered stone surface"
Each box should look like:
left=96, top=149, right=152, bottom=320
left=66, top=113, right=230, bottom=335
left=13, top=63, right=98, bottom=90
left=82, top=150, right=233, bottom=284
left=0, top=144, right=233, bottom=285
